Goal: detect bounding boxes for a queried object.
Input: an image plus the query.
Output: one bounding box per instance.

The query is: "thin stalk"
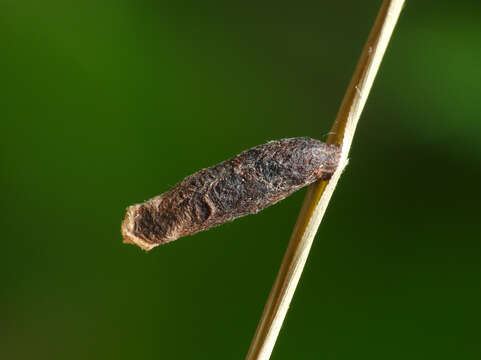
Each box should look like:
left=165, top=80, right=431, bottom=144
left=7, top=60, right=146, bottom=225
left=245, top=1, right=406, bottom=359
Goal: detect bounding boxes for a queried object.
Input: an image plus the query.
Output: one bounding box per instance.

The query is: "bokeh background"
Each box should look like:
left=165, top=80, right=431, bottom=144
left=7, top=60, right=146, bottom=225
left=1, top=1, right=480, bottom=359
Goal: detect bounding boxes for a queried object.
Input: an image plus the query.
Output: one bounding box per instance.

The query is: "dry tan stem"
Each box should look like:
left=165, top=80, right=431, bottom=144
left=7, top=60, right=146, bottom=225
left=245, top=1, right=405, bottom=359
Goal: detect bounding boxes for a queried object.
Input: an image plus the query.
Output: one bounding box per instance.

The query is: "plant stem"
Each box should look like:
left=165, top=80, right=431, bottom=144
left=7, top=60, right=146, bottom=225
left=245, top=1, right=406, bottom=359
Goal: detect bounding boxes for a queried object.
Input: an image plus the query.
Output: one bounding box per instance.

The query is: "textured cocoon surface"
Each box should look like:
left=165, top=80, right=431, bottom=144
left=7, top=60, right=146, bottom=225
left=122, top=137, right=340, bottom=250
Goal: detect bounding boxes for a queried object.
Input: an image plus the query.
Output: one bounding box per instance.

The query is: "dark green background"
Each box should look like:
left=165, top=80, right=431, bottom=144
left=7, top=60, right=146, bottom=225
left=1, top=1, right=480, bottom=359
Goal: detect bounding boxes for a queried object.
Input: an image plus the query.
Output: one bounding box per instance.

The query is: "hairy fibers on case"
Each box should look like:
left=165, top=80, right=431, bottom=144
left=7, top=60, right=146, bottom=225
left=122, top=137, right=340, bottom=250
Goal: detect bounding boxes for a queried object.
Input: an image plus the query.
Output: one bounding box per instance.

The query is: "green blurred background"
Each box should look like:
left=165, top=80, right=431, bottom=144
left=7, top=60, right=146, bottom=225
left=1, top=1, right=480, bottom=359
